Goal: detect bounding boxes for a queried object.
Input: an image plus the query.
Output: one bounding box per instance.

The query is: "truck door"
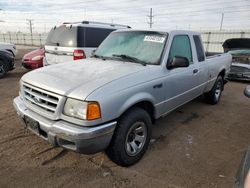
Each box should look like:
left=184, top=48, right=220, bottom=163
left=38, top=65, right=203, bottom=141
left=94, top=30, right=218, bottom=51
left=192, top=35, right=209, bottom=94
left=162, top=34, right=204, bottom=114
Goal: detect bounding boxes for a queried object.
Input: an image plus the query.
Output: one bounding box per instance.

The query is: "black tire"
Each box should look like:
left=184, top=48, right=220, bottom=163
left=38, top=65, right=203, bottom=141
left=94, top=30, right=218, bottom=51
left=204, top=75, right=224, bottom=105
left=0, top=60, right=8, bottom=79
left=106, top=107, right=152, bottom=166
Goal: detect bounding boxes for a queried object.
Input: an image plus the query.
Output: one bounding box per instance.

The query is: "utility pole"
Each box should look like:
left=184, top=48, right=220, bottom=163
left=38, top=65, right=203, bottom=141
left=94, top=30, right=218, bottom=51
left=27, top=19, right=34, bottom=45
left=27, top=19, right=34, bottom=34
left=147, top=8, right=153, bottom=28
left=220, top=13, right=224, bottom=31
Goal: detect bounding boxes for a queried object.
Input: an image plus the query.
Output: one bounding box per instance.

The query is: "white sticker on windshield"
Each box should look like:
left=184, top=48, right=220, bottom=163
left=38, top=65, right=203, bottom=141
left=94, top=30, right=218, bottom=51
left=144, top=35, right=165, bottom=43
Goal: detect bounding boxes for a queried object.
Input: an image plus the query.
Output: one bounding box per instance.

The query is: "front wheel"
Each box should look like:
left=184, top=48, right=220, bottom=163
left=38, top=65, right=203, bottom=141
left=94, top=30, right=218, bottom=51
left=204, top=75, right=224, bottom=105
left=106, top=107, right=152, bottom=166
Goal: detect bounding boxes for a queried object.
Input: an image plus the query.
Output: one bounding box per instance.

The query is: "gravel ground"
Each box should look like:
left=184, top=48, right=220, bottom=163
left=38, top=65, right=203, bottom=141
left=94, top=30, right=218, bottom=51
left=0, top=46, right=249, bottom=188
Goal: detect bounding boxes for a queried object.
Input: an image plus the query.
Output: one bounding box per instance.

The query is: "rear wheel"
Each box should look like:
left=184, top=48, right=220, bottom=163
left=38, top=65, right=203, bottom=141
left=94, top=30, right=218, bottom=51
left=0, top=60, right=8, bottom=79
left=106, top=107, right=152, bottom=166
left=204, top=76, right=224, bottom=105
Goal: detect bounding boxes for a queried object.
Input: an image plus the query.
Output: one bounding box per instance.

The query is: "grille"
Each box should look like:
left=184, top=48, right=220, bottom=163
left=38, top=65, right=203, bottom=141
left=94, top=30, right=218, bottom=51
left=23, top=84, right=59, bottom=114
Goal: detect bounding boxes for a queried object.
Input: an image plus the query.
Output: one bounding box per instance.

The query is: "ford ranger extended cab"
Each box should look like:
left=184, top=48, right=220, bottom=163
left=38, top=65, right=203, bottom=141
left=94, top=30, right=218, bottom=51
left=13, top=30, right=232, bottom=166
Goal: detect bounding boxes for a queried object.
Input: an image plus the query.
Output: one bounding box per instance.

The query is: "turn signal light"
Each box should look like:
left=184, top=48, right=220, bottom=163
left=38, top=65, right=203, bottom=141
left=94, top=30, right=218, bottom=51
left=87, top=102, right=101, bottom=120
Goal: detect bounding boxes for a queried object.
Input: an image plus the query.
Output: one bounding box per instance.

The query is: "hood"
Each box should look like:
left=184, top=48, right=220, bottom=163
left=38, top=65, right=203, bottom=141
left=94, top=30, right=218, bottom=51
left=223, top=38, right=250, bottom=52
left=21, top=58, right=146, bottom=100
left=232, top=63, right=250, bottom=69
left=23, top=48, right=45, bottom=59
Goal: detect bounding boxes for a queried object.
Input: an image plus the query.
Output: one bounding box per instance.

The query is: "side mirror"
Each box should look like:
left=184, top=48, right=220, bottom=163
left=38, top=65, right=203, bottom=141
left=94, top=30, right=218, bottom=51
left=167, top=56, right=189, bottom=69
left=244, top=85, right=250, bottom=98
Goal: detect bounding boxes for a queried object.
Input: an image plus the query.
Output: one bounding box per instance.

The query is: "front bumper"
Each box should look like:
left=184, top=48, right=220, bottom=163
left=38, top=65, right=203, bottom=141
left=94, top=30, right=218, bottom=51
left=13, top=96, right=116, bottom=154
left=22, top=60, right=43, bottom=70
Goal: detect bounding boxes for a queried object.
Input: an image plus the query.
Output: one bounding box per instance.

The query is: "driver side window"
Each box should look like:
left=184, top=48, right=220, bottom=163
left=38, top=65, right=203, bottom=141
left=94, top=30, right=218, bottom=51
left=168, top=35, right=193, bottom=64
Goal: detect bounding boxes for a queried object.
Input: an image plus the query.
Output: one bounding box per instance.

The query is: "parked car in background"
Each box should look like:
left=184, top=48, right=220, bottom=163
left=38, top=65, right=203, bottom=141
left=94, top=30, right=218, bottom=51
left=0, top=42, right=17, bottom=57
left=0, top=49, right=15, bottom=78
left=44, top=21, right=131, bottom=66
left=226, top=63, right=250, bottom=82
left=22, top=48, right=44, bottom=70
left=244, top=85, right=250, bottom=98
left=235, top=146, right=250, bottom=188
left=235, top=87, right=250, bottom=188
left=14, top=30, right=231, bottom=166
left=223, top=38, right=250, bottom=82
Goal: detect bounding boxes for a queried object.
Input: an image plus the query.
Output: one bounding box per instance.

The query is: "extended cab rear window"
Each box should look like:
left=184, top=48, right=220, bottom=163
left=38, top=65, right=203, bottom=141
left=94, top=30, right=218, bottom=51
left=193, top=35, right=205, bottom=62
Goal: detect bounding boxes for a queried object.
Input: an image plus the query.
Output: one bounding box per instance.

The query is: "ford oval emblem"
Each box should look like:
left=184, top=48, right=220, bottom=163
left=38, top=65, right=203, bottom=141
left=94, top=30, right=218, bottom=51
left=33, top=97, right=43, bottom=104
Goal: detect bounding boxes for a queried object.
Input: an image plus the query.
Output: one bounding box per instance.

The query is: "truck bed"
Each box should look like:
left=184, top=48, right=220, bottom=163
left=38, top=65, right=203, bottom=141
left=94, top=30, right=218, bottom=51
left=206, top=52, right=223, bottom=58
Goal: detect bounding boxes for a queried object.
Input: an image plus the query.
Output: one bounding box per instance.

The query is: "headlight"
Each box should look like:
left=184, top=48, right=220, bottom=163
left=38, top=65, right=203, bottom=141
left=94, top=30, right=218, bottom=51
left=63, top=98, right=101, bottom=120
left=31, top=55, right=43, bottom=61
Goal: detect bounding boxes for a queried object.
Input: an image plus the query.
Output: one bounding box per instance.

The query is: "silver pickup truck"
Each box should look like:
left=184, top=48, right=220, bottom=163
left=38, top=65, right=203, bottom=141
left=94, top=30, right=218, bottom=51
left=13, top=30, right=232, bottom=166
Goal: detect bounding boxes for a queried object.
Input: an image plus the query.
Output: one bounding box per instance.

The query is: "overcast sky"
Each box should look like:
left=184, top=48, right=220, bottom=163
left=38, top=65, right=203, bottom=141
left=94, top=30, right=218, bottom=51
left=0, top=0, right=250, bottom=33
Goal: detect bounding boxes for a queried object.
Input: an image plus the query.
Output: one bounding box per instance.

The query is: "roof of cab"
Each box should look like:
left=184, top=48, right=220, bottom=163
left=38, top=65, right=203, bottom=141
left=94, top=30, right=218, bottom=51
left=112, top=29, right=200, bottom=35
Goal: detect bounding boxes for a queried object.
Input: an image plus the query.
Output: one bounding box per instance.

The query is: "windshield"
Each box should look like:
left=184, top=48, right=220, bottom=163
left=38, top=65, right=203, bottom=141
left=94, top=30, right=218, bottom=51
left=94, top=31, right=168, bottom=65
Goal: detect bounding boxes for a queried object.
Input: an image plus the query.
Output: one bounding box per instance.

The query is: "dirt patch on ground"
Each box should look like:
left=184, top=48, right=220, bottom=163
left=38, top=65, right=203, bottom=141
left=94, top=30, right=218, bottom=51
left=0, top=46, right=250, bottom=187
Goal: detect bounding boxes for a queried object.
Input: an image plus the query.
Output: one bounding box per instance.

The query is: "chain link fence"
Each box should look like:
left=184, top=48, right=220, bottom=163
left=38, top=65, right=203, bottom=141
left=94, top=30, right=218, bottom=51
left=0, top=32, right=47, bottom=47
left=0, top=30, right=250, bottom=52
left=200, top=30, right=250, bottom=52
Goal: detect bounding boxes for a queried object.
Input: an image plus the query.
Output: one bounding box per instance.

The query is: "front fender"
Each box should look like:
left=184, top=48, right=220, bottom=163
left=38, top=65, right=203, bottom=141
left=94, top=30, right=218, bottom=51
left=118, top=92, right=156, bottom=118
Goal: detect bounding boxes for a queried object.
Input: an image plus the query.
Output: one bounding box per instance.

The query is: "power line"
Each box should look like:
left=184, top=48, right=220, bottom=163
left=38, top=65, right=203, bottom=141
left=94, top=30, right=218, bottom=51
left=2, top=2, right=250, bottom=19
left=2, top=7, right=250, bottom=24
left=3, top=0, right=247, bottom=16
left=156, top=4, right=250, bottom=16
left=2, top=0, right=245, bottom=13
left=3, top=7, right=250, bottom=23
left=1, top=0, right=250, bottom=31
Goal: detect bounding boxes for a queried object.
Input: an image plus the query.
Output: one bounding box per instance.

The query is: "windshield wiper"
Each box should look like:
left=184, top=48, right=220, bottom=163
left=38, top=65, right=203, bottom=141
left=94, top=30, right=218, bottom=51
left=92, top=54, right=107, bottom=60
left=112, top=54, right=147, bottom=66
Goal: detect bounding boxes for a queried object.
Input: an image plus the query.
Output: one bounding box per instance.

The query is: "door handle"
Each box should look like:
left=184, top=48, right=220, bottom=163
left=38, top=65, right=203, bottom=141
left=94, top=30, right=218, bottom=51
left=153, top=83, right=163, bottom=89
left=193, top=69, right=199, bottom=74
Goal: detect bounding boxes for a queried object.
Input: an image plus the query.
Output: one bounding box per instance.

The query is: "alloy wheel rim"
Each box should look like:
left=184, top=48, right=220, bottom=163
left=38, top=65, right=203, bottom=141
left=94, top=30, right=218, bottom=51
left=125, top=121, right=147, bottom=156
left=215, top=81, right=222, bottom=100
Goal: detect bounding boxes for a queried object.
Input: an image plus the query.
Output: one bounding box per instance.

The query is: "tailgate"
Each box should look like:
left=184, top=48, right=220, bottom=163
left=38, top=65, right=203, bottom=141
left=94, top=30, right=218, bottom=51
left=45, top=46, right=74, bottom=65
